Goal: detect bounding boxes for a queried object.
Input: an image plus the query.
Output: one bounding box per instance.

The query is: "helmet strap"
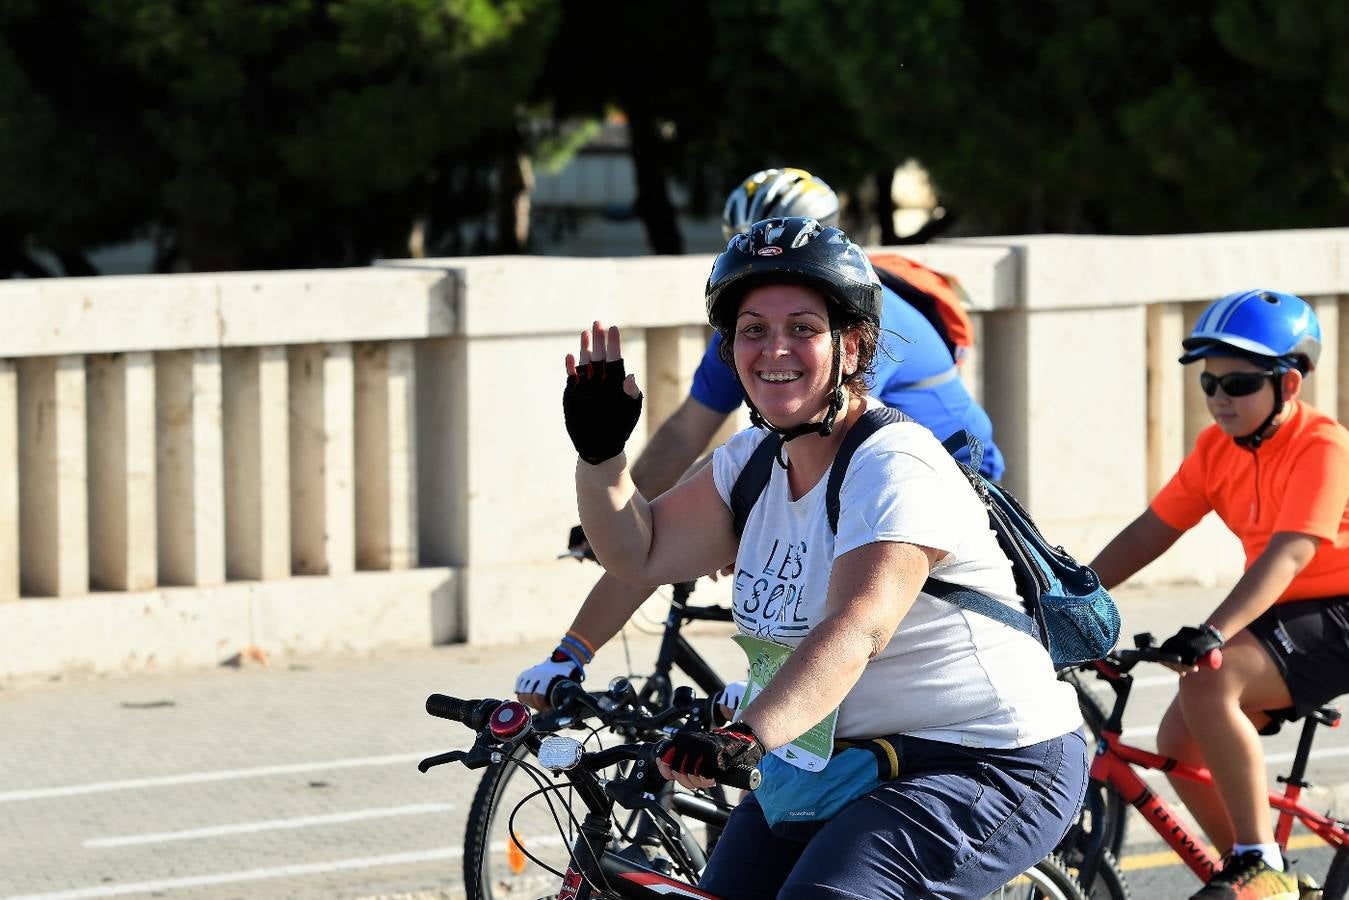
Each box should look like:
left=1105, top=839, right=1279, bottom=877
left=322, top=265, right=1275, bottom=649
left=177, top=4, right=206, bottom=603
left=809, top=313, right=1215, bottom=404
left=1234, top=369, right=1285, bottom=450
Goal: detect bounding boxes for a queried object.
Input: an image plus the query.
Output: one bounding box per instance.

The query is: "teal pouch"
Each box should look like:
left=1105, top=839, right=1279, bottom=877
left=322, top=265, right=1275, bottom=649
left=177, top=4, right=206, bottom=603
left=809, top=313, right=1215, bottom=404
left=754, top=739, right=900, bottom=827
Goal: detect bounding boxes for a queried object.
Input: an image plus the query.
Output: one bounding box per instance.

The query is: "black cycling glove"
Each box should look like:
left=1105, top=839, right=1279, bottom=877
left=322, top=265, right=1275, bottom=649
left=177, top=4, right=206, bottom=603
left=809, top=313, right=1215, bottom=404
left=563, top=358, right=643, bottom=465
left=661, top=721, right=764, bottom=779
left=1158, top=624, right=1225, bottom=666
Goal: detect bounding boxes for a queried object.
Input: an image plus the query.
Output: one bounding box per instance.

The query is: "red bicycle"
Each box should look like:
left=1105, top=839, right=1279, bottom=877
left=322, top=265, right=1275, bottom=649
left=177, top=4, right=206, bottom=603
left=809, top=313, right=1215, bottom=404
left=1062, top=633, right=1349, bottom=898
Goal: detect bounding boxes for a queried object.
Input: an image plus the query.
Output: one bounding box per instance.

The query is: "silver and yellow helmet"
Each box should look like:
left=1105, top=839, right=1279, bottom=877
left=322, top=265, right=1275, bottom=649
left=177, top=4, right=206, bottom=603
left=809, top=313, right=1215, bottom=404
left=721, top=168, right=840, bottom=240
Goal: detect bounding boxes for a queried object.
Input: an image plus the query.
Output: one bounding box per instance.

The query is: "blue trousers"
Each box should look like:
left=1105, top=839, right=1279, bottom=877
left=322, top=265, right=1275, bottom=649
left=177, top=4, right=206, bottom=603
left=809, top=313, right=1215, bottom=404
left=699, top=729, right=1088, bottom=900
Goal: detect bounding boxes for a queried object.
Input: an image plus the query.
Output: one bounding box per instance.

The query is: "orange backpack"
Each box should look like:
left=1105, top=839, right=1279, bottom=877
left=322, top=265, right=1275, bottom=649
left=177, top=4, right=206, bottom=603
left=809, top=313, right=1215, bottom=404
left=867, top=252, right=975, bottom=365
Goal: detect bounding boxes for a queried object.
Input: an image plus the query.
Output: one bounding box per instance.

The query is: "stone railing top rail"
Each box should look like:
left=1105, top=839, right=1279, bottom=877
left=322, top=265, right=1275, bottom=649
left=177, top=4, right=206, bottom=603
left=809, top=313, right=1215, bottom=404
left=4, top=228, right=1348, bottom=357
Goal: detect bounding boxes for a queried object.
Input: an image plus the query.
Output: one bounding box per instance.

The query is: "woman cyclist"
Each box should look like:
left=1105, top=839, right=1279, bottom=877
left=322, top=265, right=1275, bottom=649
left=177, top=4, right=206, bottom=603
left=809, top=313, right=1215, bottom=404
left=560, top=216, right=1086, bottom=899
left=1090, top=289, right=1349, bottom=900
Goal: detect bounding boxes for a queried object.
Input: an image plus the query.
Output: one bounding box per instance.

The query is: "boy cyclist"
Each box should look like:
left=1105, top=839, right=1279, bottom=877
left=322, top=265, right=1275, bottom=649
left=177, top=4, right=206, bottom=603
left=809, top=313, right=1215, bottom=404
left=1089, top=289, right=1349, bottom=900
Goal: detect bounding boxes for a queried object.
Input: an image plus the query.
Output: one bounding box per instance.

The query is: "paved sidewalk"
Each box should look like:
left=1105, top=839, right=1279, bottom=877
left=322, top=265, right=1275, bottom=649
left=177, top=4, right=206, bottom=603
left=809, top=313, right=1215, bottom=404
left=2, top=582, right=1348, bottom=899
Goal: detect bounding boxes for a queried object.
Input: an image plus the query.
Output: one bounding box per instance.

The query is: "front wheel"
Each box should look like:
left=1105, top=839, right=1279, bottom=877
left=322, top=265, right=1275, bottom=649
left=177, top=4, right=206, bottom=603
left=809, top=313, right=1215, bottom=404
left=465, top=743, right=587, bottom=900
left=982, top=855, right=1090, bottom=899
left=464, top=743, right=730, bottom=900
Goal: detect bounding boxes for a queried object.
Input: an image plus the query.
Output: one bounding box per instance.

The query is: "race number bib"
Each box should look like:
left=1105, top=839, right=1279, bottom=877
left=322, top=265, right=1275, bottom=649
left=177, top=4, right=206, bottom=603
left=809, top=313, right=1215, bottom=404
left=731, top=634, right=837, bottom=771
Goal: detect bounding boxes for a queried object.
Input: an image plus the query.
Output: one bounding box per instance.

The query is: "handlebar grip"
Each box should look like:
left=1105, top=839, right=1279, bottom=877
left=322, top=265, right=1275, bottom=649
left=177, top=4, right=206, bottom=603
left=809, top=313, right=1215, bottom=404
left=652, top=740, right=762, bottom=791
left=426, top=694, right=503, bottom=731
left=1200, top=648, right=1223, bottom=669
left=722, top=762, right=761, bottom=792
left=426, top=694, right=475, bottom=722
left=548, top=678, right=588, bottom=712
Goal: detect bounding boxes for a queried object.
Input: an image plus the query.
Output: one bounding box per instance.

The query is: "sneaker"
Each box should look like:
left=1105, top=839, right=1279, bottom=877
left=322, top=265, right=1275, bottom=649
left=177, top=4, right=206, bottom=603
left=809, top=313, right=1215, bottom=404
left=1189, top=850, right=1302, bottom=900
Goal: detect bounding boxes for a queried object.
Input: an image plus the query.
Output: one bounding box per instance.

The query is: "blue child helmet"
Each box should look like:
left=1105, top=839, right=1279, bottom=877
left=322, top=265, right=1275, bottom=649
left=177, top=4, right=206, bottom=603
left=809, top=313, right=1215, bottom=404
left=1179, top=289, right=1322, bottom=374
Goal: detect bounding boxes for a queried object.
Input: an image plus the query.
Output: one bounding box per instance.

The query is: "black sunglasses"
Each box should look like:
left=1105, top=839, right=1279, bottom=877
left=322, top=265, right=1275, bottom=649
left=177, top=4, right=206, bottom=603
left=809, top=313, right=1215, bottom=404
left=1199, top=370, right=1276, bottom=398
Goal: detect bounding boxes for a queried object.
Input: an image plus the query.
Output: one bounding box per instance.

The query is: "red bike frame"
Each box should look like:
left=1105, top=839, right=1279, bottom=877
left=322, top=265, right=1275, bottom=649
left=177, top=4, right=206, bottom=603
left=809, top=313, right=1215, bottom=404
left=1089, top=694, right=1349, bottom=882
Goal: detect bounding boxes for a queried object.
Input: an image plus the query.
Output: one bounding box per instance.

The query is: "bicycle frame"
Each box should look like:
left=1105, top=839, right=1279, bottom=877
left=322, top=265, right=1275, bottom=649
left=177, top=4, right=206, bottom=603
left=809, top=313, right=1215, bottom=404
left=635, top=581, right=731, bottom=711
left=553, top=807, right=727, bottom=900
left=1078, top=658, right=1349, bottom=886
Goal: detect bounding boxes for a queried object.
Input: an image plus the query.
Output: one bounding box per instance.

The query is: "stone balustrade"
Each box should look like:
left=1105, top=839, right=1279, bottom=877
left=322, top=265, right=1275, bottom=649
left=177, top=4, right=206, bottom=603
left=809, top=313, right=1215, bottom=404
left=2, top=228, right=1347, bottom=680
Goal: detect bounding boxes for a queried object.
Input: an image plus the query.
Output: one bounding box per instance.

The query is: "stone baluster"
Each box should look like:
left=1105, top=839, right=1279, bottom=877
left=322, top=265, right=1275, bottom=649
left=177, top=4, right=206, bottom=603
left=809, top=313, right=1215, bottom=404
left=19, top=355, right=88, bottom=596
left=355, top=340, right=418, bottom=570
left=156, top=349, right=225, bottom=586
left=289, top=342, right=355, bottom=576
left=87, top=352, right=157, bottom=591
left=223, top=346, right=291, bottom=581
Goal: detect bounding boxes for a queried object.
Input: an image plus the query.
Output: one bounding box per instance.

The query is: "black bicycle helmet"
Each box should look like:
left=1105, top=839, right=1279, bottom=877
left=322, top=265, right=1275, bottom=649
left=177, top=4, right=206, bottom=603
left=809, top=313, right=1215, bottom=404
left=722, top=168, right=840, bottom=240
left=704, top=216, right=881, bottom=445
left=706, top=217, right=881, bottom=332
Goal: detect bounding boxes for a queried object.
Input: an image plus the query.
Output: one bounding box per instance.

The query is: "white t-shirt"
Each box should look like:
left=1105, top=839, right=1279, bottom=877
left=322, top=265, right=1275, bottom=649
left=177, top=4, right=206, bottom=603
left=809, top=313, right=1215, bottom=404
left=712, top=403, right=1082, bottom=748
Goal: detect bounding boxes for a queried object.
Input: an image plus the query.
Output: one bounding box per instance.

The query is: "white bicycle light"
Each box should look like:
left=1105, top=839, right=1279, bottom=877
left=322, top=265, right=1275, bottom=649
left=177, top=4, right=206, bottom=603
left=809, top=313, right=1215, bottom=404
left=537, top=735, right=585, bottom=772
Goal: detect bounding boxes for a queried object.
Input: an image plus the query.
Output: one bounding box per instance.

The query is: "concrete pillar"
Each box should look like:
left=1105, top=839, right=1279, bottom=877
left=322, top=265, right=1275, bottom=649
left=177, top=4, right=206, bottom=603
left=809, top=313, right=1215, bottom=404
left=960, top=312, right=985, bottom=406
left=1146, top=304, right=1188, bottom=497
left=289, top=342, right=355, bottom=576
left=644, top=325, right=707, bottom=435
left=1304, top=294, right=1339, bottom=416
left=982, top=304, right=1147, bottom=556
left=1181, top=301, right=1210, bottom=451
left=0, top=361, right=16, bottom=601
left=1338, top=295, right=1349, bottom=426
left=223, top=346, right=290, bottom=581
left=415, top=338, right=466, bottom=570
left=354, top=341, right=418, bottom=570
left=87, top=352, right=157, bottom=591
left=156, top=349, right=225, bottom=587
left=18, top=355, right=88, bottom=597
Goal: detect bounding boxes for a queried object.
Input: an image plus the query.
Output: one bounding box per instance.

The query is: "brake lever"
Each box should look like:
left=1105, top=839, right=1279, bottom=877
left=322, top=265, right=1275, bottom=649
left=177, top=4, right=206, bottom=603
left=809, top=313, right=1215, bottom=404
left=605, top=744, right=673, bottom=810
left=418, top=750, right=467, bottom=773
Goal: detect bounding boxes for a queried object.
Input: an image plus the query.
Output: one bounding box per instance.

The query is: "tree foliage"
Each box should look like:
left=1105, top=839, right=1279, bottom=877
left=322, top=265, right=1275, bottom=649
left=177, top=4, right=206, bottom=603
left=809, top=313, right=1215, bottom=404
left=0, top=0, right=555, bottom=273
left=771, top=0, right=1349, bottom=234
left=2, top=0, right=1345, bottom=274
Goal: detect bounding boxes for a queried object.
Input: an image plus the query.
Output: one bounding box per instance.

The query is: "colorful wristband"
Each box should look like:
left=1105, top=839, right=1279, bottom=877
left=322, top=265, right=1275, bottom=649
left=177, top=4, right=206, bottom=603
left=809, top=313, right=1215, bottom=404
left=559, top=633, right=594, bottom=665
left=565, top=629, right=597, bottom=657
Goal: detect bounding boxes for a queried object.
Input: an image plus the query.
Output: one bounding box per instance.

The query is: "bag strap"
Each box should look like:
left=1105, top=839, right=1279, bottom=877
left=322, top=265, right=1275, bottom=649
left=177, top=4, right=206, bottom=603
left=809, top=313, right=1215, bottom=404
left=730, top=432, right=783, bottom=538
left=939, top=429, right=985, bottom=480
left=825, top=406, right=910, bottom=534
left=921, top=578, right=1038, bottom=640
left=731, top=408, right=1040, bottom=644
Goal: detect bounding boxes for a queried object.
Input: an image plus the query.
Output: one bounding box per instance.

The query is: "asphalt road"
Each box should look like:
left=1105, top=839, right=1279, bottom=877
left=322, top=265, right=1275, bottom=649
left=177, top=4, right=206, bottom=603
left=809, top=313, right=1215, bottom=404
left=3, top=582, right=1348, bottom=899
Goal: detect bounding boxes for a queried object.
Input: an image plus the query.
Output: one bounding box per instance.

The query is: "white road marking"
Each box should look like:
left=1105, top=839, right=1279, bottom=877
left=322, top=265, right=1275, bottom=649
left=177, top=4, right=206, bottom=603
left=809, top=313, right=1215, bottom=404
left=83, top=802, right=455, bottom=848
left=0, top=751, right=429, bottom=803
left=0, top=847, right=462, bottom=900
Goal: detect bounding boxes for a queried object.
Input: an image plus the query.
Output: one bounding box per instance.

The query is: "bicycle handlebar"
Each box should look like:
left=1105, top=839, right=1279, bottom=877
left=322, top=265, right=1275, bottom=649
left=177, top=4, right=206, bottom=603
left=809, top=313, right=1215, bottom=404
left=423, top=690, right=759, bottom=791
left=1089, top=634, right=1223, bottom=676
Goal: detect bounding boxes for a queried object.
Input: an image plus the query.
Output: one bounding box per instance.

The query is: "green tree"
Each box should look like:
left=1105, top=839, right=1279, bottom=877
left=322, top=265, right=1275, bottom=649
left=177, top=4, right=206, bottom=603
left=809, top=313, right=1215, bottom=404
left=773, top=0, right=1348, bottom=234
left=0, top=0, right=556, bottom=274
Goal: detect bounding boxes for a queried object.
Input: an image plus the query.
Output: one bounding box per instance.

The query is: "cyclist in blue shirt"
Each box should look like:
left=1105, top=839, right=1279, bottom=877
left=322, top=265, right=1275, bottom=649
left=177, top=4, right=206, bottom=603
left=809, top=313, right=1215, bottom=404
left=520, top=168, right=1005, bottom=710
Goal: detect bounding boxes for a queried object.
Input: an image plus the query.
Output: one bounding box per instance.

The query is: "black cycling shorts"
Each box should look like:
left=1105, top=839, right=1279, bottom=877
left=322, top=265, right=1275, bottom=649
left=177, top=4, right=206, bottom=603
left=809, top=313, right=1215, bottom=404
left=1248, top=596, right=1349, bottom=734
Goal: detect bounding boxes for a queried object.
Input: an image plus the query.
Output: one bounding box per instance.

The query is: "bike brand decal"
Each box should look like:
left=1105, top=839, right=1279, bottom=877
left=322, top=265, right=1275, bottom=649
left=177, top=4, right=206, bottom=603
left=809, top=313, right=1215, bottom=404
left=756, top=246, right=783, bottom=256
left=619, top=871, right=720, bottom=898
left=557, top=867, right=583, bottom=900
left=1134, top=788, right=1215, bottom=877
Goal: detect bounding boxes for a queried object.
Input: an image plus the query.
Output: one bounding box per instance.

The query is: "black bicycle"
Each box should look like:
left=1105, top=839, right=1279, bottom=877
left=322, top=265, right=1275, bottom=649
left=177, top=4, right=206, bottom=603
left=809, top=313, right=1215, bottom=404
left=463, top=582, right=733, bottom=900
left=430, top=684, right=1096, bottom=900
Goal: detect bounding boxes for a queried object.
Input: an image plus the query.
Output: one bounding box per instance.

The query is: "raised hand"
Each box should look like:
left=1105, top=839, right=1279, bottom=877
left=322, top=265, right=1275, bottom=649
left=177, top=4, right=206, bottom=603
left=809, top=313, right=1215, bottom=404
left=562, top=321, right=643, bottom=465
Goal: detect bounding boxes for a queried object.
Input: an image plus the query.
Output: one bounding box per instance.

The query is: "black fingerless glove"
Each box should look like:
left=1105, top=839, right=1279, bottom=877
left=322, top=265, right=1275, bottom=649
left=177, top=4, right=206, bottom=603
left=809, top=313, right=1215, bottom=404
left=1158, top=624, right=1225, bottom=665
left=563, top=358, right=643, bottom=465
left=661, top=721, right=764, bottom=779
